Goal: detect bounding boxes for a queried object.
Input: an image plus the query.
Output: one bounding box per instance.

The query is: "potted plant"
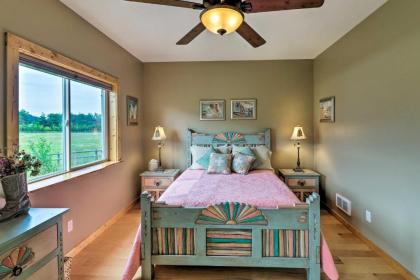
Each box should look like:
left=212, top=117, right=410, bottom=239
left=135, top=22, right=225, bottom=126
left=0, top=150, right=41, bottom=222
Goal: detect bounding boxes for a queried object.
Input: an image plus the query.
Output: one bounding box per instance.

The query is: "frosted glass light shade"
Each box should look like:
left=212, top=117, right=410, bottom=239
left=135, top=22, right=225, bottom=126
left=290, top=126, right=306, bottom=141
left=201, top=6, right=244, bottom=35
left=152, top=126, right=166, bottom=141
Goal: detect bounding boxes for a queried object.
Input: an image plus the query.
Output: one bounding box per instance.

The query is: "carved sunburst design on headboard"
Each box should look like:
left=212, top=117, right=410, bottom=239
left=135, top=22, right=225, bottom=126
left=212, top=132, right=246, bottom=145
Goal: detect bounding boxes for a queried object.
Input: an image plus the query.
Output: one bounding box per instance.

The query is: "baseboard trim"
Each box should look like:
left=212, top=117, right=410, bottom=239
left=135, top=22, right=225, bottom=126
left=66, top=200, right=138, bottom=258
left=323, top=203, right=417, bottom=280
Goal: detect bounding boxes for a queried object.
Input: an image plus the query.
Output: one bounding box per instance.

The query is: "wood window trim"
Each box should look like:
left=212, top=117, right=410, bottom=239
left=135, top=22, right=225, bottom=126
left=5, top=32, right=122, bottom=164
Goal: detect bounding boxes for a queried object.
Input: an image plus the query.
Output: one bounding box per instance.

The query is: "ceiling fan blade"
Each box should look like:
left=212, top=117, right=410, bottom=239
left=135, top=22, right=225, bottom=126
left=243, top=0, right=324, bottom=13
left=125, top=0, right=204, bottom=9
left=236, top=22, right=266, bottom=48
left=177, top=23, right=206, bottom=45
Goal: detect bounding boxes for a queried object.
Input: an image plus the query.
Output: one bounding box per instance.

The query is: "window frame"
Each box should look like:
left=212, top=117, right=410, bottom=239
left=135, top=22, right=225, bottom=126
left=6, top=33, right=121, bottom=185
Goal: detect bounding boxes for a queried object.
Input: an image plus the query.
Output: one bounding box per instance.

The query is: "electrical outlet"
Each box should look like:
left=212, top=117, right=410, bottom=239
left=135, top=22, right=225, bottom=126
left=67, top=220, right=74, bottom=233
left=365, top=210, right=372, bottom=223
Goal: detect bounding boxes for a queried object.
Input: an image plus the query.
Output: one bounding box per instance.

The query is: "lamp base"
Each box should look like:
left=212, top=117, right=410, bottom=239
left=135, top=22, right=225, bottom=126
left=293, top=167, right=304, bottom=173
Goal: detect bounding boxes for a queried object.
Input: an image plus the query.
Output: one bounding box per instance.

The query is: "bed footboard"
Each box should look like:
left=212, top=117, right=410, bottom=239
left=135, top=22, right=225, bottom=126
left=140, top=192, right=320, bottom=280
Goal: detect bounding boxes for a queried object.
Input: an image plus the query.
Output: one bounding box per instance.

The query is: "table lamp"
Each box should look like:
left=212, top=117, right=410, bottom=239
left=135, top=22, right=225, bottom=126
left=152, top=126, right=167, bottom=171
left=290, top=126, right=306, bottom=172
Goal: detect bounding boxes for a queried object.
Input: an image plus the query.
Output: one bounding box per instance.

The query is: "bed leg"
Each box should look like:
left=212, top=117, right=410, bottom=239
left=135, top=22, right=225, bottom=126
left=307, top=193, right=321, bottom=280
left=141, top=192, right=153, bottom=280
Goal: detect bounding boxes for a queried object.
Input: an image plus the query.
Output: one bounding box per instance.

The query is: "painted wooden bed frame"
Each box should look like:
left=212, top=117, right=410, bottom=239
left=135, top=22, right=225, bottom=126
left=140, top=129, right=321, bottom=280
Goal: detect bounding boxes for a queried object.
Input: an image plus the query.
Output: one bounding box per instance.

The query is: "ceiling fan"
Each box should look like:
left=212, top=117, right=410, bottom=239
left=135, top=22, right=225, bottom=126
left=125, top=0, right=325, bottom=48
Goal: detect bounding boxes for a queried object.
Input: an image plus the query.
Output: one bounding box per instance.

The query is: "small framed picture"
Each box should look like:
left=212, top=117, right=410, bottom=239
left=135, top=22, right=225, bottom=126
left=200, top=100, right=225, bottom=121
left=320, top=96, right=335, bottom=122
left=127, top=95, right=139, bottom=125
left=231, top=99, right=257, bottom=120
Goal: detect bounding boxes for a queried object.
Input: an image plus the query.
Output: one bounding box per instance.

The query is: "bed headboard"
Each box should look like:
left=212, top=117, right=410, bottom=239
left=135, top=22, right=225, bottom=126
left=186, top=128, right=271, bottom=167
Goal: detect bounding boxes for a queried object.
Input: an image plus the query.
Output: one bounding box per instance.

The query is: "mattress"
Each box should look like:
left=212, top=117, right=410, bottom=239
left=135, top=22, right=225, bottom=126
left=157, top=169, right=300, bottom=208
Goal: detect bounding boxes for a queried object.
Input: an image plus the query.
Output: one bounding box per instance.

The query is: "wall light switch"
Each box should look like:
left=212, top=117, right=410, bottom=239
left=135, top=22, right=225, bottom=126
left=67, top=220, right=74, bottom=233
left=365, top=210, right=372, bottom=223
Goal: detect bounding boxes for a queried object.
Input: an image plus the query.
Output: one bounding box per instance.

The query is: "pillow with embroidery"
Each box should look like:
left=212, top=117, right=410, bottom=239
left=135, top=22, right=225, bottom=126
left=207, top=153, right=232, bottom=175
left=232, top=153, right=256, bottom=175
left=232, top=145, right=261, bottom=169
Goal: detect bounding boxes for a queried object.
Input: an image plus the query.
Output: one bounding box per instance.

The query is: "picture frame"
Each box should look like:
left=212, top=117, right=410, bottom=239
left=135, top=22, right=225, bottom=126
left=230, top=99, right=257, bottom=120
left=320, top=96, right=335, bottom=123
left=127, top=95, right=139, bottom=125
left=200, top=100, right=226, bottom=121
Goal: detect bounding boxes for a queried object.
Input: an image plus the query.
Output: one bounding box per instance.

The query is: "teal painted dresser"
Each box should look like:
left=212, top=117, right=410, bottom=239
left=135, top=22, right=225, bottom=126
left=0, top=208, right=69, bottom=279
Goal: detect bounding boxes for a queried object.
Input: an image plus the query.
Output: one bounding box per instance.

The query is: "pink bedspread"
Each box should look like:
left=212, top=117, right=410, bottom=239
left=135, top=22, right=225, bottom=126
left=158, top=169, right=299, bottom=208
left=123, top=170, right=339, bottom=280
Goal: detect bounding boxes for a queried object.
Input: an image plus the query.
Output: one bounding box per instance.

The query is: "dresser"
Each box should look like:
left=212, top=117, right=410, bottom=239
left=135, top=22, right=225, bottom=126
left=0, top=208, right=69, bottom=280
left=140, top=169, right=181, bottom=201
left=278, top=169, right=321, bottom=202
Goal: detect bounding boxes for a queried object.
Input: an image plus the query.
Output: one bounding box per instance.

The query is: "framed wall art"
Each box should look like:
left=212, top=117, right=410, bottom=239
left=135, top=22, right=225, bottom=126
left=200, top=100, right=225, bottom=121
left=231, top=99, right=257, bottom=120
left=320, top=96, right=335, bottom=123
left=127, top=95, right=139, bottom=125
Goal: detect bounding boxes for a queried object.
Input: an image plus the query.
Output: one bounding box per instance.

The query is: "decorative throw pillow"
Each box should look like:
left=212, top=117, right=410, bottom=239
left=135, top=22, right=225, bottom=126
left=215, top=145, right=232, bottom=154
left=252, top=145, right=273, bottom=170
left=232, top=153, right=256, bottom=175
left=232, top=145, right=261, bottom=169
left=196, top=146, right=216, bottom=169
left=207, top=153, right=232, bottom=175
left=190, top=145, right=213, bottom=169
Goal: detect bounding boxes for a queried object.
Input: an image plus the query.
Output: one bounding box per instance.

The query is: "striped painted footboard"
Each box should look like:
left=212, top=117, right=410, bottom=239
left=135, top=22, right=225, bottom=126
left=262, top=229, right=309, bottom=258
left=152, top=228, right=195, bottom=255
left=141, top=192, right=322, bottom=280
left=206, top=229, right=252, bottom=256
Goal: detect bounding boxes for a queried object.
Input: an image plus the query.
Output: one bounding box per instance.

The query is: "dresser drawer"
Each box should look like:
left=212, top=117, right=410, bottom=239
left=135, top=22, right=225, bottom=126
left=0, top=225, right=58, bottom=279
left=28, top=257, right=58, bottom=280
left=287, top=178, right=317, bottom=188
left=143, top=177, right=173, bottom=189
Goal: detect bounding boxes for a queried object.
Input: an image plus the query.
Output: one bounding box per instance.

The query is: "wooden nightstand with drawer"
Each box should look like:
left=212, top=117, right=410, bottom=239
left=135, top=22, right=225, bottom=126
left=140, top=169, right=180, bottom=201
left=278, top=169, right=320, bottom=202
left=0, top=208, right=69, bottom=279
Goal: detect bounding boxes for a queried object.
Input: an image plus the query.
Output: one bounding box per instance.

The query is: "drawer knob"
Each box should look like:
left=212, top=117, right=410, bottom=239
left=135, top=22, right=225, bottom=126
left=154, top=180, right=161, bottom=187
left=12, top=266, right=23, bottom=276
left=297, top=180, right=306, bottom=187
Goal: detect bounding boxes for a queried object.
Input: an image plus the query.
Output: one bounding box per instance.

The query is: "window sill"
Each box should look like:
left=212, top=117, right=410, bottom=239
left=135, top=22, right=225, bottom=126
left=28, top=161, right=121, bottom=193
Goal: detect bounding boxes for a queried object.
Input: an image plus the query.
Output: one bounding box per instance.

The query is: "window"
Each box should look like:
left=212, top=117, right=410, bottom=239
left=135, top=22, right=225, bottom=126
left=18, top=61, right=109, bottom=181
left=7, top=33, right=120, bottom=186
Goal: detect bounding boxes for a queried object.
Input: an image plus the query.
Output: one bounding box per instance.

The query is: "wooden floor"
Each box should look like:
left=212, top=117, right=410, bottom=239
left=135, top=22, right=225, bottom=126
left=71, top=207, right=406, bottom=280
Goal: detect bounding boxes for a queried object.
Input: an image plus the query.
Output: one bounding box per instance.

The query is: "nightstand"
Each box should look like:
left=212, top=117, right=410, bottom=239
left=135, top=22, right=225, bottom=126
left=278, top=169, right=320, bottom=202
left=140, top=169, right=180, bottom=201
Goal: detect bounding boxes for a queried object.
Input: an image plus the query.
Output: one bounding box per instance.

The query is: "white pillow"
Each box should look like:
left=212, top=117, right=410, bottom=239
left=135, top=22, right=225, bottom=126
left=190, top=145, right=212, bottom=169
left=252, top=145, right=273, bottom=170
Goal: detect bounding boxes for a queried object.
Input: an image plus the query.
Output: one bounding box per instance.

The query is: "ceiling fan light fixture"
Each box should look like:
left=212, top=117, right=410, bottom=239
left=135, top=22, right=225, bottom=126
left=200, top=6, right=244, bottom=35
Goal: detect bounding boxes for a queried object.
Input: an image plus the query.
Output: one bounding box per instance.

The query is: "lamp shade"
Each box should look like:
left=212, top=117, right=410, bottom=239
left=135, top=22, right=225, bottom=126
left=200, top=6, right=244, bottom=35
left=152, top=126, right=166, bottom=141
left=290, top=126, right=306, bottom=141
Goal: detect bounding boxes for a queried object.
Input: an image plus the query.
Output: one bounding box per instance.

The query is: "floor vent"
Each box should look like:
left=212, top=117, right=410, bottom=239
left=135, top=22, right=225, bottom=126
left=336, top=193, right=351, bottom=216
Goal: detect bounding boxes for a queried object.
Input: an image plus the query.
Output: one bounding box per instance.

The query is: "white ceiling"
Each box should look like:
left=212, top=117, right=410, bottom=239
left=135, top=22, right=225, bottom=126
left=60, top=0, right=387, bottom=62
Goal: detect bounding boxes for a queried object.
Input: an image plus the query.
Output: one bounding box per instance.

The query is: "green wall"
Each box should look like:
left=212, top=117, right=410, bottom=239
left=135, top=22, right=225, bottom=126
left=143, top=61, right=314, bottom=170
left=0, top=0, right=144, bottom=253
left=314, top=0, right=420, bottom=277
